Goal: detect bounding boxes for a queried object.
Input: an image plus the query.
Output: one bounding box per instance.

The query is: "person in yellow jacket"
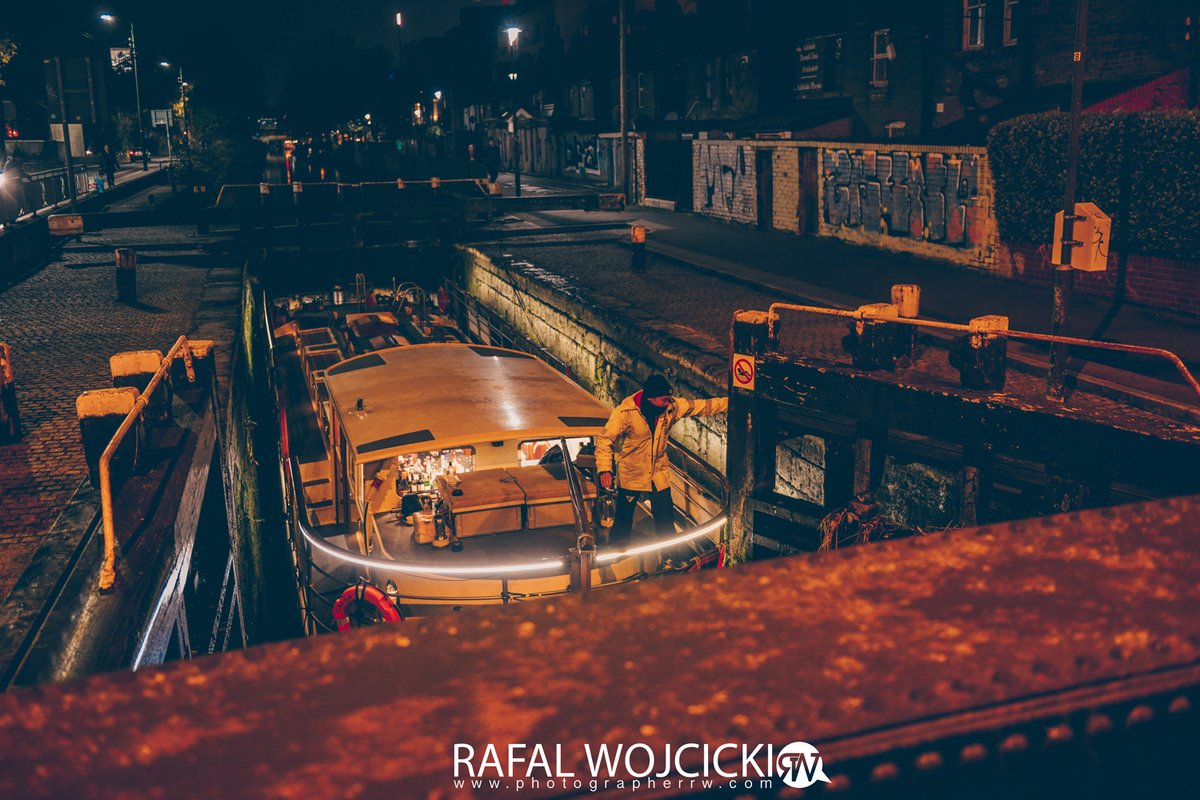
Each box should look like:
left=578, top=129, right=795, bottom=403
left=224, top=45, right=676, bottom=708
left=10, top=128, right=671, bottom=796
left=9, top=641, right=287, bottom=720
left=596, top=374, right=728, bottom=544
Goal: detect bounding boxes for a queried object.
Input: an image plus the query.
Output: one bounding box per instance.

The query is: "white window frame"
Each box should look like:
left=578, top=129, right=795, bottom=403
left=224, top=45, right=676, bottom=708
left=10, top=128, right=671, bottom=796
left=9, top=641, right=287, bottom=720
left=1003, top=0, right=1019, bottom=45
left=871, top=29, right=890, bottom=87
left=964, top=0, right=986, bottom=50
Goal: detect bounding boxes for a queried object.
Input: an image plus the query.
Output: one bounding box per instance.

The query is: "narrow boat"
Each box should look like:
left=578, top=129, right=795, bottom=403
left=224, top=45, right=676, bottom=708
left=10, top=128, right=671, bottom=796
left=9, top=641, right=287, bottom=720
left=268, top=287, right=726, bottom=632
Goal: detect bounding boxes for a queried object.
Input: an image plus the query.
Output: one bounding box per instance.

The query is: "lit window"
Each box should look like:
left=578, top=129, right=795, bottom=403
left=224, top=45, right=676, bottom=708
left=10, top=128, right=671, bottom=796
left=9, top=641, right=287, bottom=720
left=964, top=0, right=986, bottom=50
left=871, top=29, right=890, bottom=86
left=1003, top=0, right=1019, bottom=45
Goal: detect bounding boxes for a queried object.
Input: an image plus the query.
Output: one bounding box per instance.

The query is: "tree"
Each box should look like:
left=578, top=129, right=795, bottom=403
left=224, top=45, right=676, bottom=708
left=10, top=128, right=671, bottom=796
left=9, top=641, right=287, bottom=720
left=187, top=103, right=258, bottom=188
left=0, top=36, right=17, bottom=87
left=113, top=111, right=138, bottom=158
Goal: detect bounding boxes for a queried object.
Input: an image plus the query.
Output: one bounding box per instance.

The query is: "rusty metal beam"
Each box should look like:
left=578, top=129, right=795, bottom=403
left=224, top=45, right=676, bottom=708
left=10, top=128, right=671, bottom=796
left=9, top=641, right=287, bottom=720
left=758, top=355, right=1200, bottom=497
left=1, top=496, right=1198, bottom=798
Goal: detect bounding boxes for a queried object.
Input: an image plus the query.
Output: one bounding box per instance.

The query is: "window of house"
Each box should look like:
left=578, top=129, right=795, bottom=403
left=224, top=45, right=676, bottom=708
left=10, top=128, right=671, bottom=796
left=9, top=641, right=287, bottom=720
left=579, top=81, right=595, bottom=121
left=871, top=29, right=890, bottom=86
left=637, top=73, right=647, bottom=109
left=704, top=62, right=714, bottom=100
left=964, top=0, right=986, bottom=50
left=1003, top=0, right=1019, bottom=45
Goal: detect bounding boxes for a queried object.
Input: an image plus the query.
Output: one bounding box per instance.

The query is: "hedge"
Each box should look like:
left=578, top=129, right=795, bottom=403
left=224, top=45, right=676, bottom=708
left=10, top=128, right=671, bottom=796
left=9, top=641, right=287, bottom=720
left=987, top=110, right=1200, bottom=260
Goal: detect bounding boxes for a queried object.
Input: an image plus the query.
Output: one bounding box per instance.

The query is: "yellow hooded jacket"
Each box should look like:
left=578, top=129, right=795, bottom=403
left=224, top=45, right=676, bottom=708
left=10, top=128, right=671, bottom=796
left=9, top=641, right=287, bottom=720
left=595, top=391, right=729, bottom=492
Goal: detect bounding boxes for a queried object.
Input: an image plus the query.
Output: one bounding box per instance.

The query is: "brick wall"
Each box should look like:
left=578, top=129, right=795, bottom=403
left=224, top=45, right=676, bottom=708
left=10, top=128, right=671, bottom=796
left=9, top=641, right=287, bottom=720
left=771, top=148, right=801, bottom=234
left=993, top=242, right=1200, bottom=317
left=681, top=138, right=1200, bottom=316
left=693, top=141, right=758, bottom=225
left=816, top=142, right=998, bottom=268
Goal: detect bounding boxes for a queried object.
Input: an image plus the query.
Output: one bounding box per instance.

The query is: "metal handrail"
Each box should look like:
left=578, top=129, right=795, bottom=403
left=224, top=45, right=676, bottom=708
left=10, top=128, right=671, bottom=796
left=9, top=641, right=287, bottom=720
left=0, top=343, right=13, bottom=385
left=766, top=301, right=1200, bottom=403
left=98, top=336, right=196, bottom=591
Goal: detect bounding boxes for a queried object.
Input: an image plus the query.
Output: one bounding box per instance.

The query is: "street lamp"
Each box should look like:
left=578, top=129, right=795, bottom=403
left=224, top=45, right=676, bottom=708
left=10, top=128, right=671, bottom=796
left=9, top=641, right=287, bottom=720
left=503, top=26, right=522, bottom=197
left=394, top=11, right=404, bottom=67
left=100, top=13, right=147, bottom=169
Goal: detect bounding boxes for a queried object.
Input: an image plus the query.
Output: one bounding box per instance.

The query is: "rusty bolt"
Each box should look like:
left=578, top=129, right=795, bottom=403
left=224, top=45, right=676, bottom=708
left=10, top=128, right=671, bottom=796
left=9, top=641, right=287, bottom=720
left=1168, top=696, right=1192, bottom=715
left=1045, top=724, right=1074, bottom=744
left=1126, top=705, right=1155, bottom=727
left=959, top=743, right=988, bottom=763
left=870, top=762, right=900, bottom=782
left=915, top=751, right=944, bottom=772
left=999, top=733, right=1029, bottom=754
left=1086, top=713, right=1114, bottom=736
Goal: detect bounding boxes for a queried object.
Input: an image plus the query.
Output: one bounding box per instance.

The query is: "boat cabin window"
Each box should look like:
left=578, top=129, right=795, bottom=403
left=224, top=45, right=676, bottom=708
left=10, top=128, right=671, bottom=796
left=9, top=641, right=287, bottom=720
left=393, top=447, right=476, bottom=493
left=518, top=437, right=593, bottom=467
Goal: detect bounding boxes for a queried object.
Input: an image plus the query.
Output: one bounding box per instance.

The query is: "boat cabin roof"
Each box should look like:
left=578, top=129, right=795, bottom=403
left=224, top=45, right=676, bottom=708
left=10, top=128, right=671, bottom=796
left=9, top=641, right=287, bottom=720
left=323, top=344, right=611, bottom=463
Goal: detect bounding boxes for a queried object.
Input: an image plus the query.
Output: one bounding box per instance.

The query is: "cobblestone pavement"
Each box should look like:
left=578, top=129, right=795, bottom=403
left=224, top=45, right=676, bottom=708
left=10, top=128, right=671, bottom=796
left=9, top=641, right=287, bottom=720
left=0, top=225, right=234, bottom=603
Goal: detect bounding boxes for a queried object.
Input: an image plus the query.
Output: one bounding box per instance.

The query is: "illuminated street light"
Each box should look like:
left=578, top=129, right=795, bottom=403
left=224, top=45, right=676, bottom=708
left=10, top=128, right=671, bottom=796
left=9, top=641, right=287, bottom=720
left=100, top=13, right=147, bottom=169
left=505, top=26, right=521, bottom=48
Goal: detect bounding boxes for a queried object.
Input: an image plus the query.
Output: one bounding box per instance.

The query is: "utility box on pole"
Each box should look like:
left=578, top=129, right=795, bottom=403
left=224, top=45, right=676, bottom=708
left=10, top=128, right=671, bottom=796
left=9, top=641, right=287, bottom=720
left=1052, top=202, right=1111, bottom=272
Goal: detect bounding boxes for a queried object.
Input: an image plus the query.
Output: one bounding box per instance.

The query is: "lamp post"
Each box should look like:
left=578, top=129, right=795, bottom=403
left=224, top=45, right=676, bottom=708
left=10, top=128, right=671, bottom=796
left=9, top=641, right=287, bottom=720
left=504, top=27, right=522, bottom=197
left=619, top=0, right=629, bottom=201
left=101, top=13, right=147, bottom=169
left=1046, top=0, right=1089, bottom=402
left=395, top=11, right=404, bottom=67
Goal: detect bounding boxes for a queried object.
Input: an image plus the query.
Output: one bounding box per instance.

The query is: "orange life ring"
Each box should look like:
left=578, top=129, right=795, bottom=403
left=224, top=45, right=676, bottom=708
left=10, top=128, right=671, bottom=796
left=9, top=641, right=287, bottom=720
left=332, top=583, right=403, bottom=631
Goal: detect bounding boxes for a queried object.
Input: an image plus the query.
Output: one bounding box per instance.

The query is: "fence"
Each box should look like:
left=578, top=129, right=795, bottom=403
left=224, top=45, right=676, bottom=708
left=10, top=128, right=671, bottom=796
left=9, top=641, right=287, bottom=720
left=0, top=164, right=101, bottom=225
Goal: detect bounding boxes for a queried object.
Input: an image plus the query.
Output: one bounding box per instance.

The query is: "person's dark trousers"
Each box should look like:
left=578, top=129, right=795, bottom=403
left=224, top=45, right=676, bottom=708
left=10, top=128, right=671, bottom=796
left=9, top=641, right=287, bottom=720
left=610, top=487, right=675, bottom=545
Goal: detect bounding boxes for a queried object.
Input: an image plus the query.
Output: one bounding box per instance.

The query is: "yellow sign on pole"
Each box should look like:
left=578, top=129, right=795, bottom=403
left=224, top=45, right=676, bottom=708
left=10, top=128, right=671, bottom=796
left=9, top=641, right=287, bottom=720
left=1052, top=202, right=1111, bottom=272
left=731, top=353, right=756, bottom=392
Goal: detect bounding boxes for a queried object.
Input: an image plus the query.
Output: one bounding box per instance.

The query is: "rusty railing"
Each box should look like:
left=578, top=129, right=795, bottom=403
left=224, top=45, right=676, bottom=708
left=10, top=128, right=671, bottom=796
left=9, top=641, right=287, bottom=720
left=98, top=336, right=196, bottom=591
left=765, top=302, right=1200, bottom=403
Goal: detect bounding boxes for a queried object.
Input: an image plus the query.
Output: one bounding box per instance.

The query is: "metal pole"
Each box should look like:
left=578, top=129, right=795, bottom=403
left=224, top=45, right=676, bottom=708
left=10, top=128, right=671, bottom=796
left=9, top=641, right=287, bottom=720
left=53, top=58, right=78, bottom=210
left=131, top=23, right=147, bottom=170
left=619, top=0, right=629, bottom=200
left=1047, top=0, right=1089, bottom=402
left=514, top=129, right=521, bottom=197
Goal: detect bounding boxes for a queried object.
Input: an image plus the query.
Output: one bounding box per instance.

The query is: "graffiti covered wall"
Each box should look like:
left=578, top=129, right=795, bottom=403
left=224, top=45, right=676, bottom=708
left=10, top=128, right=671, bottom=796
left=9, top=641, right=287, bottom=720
left=818, top=146, right=995, bottom=265
left=693, top=142, right=757, bottom=224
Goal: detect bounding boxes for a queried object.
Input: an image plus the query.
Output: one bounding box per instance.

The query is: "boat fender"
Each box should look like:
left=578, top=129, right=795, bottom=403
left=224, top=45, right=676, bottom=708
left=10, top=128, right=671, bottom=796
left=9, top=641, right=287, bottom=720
left=332, top=583, right=403, bottom=631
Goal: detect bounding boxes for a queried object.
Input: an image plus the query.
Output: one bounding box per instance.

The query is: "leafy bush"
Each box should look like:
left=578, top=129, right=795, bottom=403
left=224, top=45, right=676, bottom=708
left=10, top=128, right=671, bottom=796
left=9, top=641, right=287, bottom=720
left=987, top=110, right=1200, bottom=259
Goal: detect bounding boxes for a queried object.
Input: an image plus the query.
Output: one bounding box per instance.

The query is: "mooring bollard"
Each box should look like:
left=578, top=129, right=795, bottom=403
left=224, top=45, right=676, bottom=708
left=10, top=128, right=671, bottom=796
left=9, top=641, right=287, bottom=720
left=111, top=350, right=172, bottom=425
left=891, top=284, right=921, bottom=367
left=950, top=315, right=1010, bottom=391
left=114, top=248, right=137, bottom=303
left=630, top=224, right=647, bottom=273
left=843, top=303, right=900, bottom=370
left=76, top=387, right=141, bottom=488
left=0, top=343, right=20, bottom=442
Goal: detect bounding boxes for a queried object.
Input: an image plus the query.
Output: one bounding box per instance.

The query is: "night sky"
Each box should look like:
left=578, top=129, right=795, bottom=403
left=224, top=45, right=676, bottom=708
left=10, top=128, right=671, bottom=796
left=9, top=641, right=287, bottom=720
left=3, top=1, right=484, bottom=118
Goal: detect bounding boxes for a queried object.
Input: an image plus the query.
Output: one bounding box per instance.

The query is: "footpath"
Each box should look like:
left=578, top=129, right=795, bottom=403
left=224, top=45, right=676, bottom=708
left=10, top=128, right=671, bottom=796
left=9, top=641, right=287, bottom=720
left=0, top=222, right=239, bottom=607
left=489, top=170, right=1200, bottom=415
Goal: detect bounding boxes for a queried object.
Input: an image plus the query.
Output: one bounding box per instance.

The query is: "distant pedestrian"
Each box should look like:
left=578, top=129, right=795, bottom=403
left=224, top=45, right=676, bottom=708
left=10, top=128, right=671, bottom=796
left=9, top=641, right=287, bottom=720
left=101, top=145, right=118, bottom=190
left=484, top=138, right=501, bottom=184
